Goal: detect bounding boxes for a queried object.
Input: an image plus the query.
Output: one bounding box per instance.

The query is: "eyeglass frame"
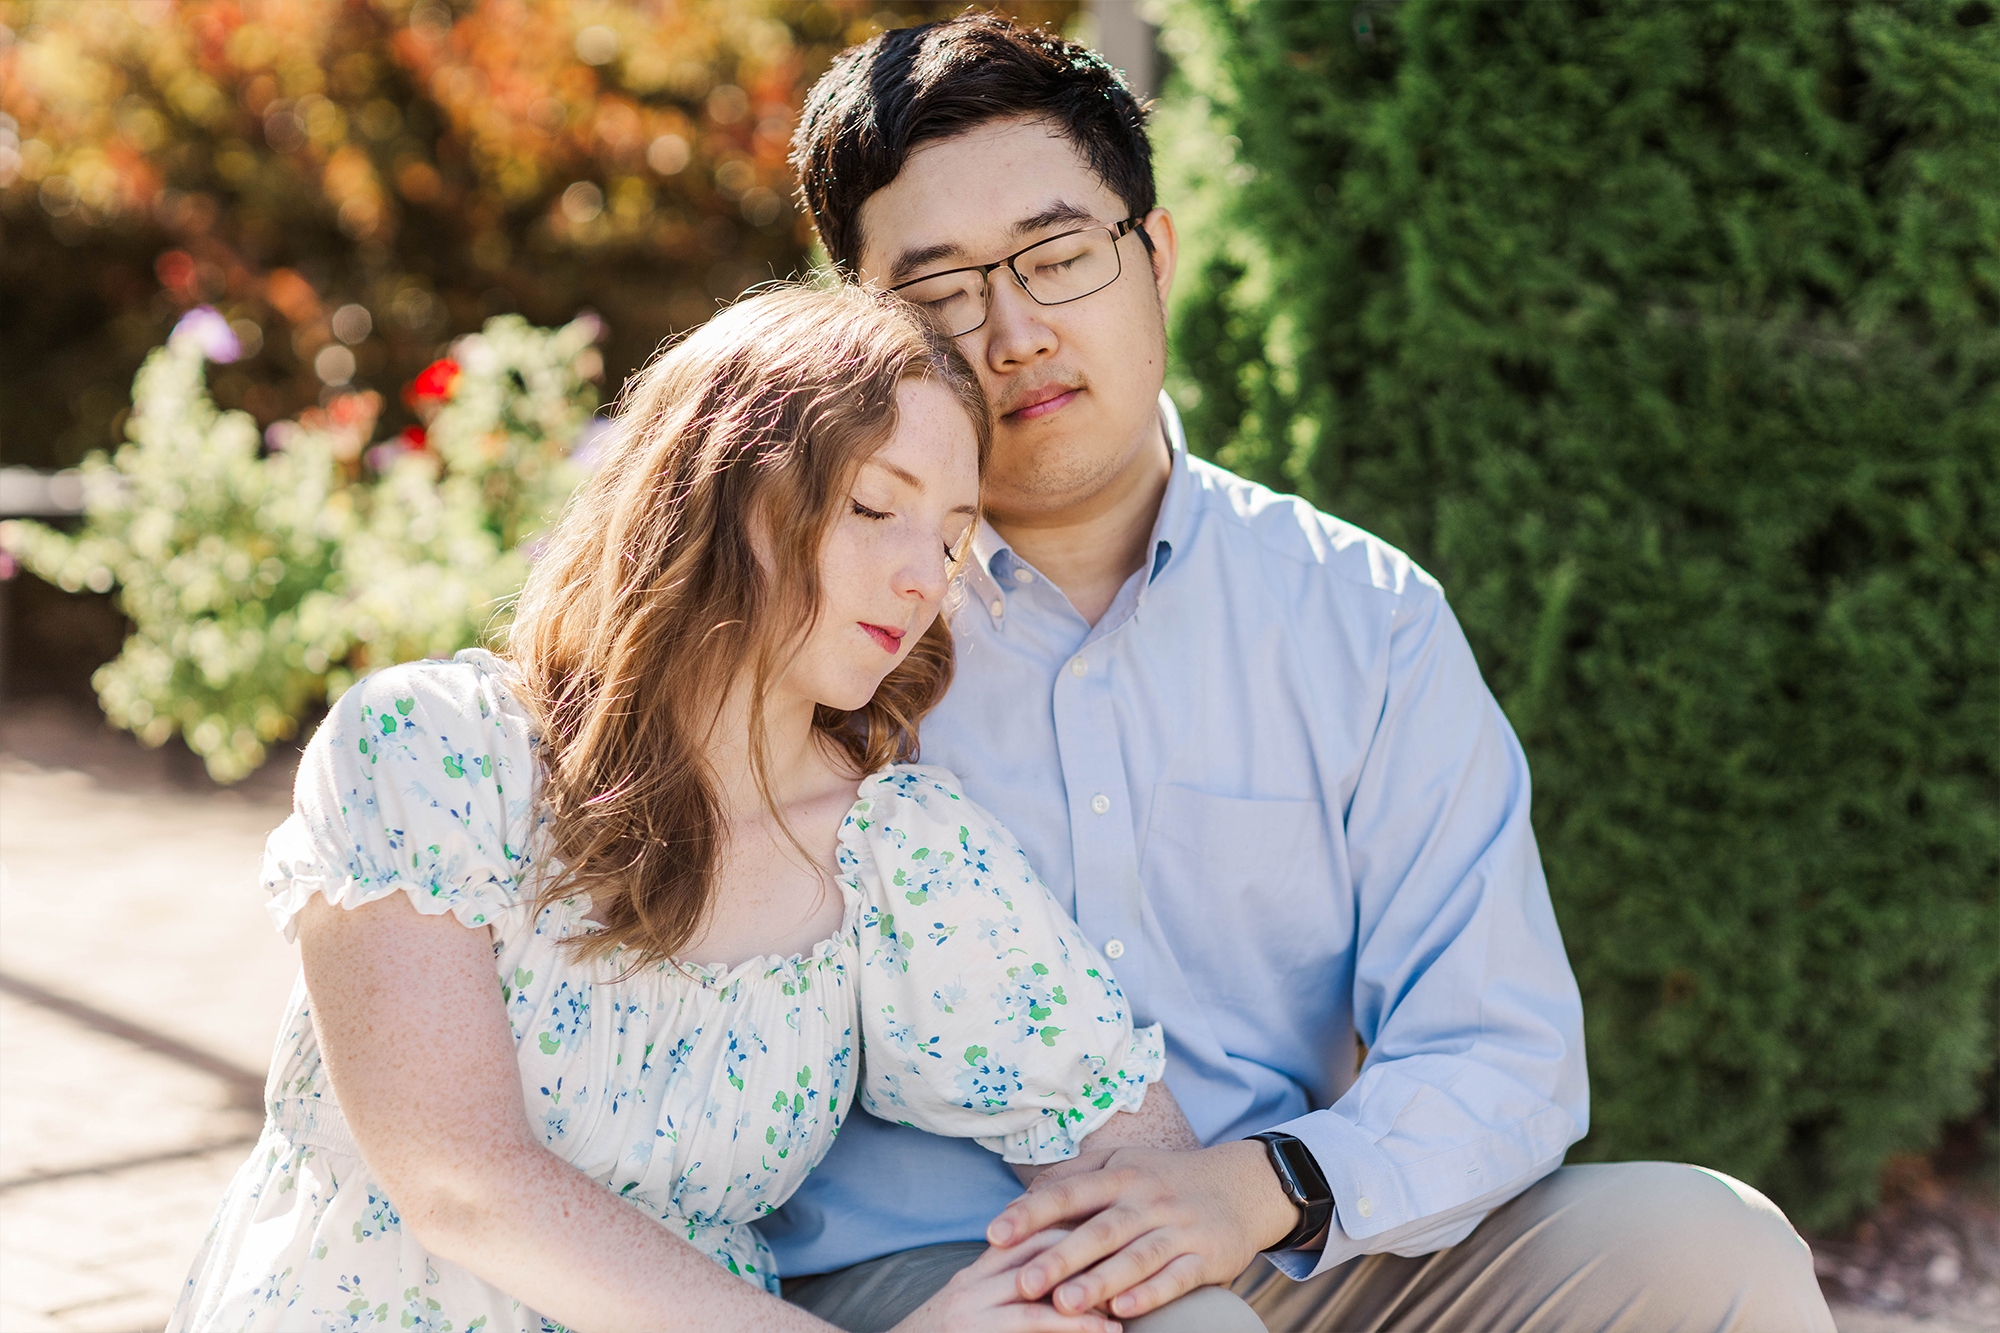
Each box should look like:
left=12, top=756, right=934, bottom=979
left=885, top=214, right=1155, bottom=337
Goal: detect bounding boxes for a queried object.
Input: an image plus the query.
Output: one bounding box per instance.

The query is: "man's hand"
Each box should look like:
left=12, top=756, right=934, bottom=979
left=985, top=1140, right=1304, bottom=1319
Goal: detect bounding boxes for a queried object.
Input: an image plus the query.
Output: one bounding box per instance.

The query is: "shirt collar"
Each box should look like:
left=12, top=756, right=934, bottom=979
left=960, top=391, right=1193, bottom=628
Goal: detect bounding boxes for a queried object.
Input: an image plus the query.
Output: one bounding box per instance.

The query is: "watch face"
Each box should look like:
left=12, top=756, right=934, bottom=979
left=1273, top=1138, right=1330, bottom=1202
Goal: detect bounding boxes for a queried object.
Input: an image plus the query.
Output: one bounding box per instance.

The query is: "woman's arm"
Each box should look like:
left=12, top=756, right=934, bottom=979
left=1011, top=1083, right=1202, bottom=1188
left=301, top=892, right=1119, bottom=1333
left=298, top=891, right=830, bottom=1333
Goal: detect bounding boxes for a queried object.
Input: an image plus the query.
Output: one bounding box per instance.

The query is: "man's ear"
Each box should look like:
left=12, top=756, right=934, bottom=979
left=1141, top=207, right=1179, bottom=308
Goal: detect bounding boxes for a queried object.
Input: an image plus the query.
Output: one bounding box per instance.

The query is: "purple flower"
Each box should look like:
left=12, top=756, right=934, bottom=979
left=169, top=306, right=242, bottom=364
left=568, top=415, right=614, bottom=470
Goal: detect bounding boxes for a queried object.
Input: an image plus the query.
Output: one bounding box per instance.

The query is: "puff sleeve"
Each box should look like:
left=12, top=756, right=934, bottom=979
left=262, top=649, right=544, bottom=943
left=843, top=766, right=1166, bottom=1164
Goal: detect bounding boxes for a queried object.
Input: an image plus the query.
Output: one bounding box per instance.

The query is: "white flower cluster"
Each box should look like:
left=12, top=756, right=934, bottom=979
left=1, top=313, right=602, bottom=781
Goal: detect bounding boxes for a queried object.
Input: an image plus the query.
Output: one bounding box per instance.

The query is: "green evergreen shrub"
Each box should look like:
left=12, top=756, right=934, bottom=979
left=1156, top=0, right=1999, bottom=1228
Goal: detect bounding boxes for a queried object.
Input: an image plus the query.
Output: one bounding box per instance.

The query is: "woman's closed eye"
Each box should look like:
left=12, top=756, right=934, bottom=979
left=855, top=498, right=959, bottom=560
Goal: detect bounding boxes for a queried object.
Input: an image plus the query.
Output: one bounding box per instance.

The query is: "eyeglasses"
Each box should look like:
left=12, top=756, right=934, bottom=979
left=887, top=216, right=1149, bottom=338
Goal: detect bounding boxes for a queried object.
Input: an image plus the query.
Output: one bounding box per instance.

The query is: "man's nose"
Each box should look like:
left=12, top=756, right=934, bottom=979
left=978, top=269, right=1057, bottom=370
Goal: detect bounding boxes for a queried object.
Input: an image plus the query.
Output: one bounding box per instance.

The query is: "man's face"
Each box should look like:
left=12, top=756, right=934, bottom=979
left=855, top=116, right=1177, bottom=526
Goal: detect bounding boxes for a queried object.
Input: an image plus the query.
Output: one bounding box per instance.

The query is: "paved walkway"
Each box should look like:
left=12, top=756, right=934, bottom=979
left=0, top=697, right=1974, bottom=1332
left=1, top=701, right=299, bottom=1333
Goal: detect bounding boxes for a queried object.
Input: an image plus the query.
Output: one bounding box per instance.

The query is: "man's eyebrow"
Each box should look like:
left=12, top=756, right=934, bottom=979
left=1011, top=201, right=1098, bottom=237
left=886, top=200, right=1104, bottom=283
left=888, top=242, right=964, bottom=284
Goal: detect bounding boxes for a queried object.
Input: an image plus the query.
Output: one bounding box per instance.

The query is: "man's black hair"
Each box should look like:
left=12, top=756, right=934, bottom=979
left=789, top=11, right=1155, bottom=274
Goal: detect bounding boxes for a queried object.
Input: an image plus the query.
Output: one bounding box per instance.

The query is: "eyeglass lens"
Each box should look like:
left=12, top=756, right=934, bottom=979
left=895, top=226, right=1125, bottom=337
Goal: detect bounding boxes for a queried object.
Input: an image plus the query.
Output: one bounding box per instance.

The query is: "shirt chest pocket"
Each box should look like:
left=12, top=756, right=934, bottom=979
left=1140, top=785, right=1347, bottom=1001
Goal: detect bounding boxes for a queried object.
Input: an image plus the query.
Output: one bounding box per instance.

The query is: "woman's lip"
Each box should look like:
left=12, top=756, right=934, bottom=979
left=1006, top=387, right=1080, bottom=421
left=860, top=623, right=904, bottom=653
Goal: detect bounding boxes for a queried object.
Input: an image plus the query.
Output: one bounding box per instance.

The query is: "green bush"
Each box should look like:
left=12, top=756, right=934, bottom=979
left=1157, top=0, right=1999, bottom=1228
left=0, top=313, right=599, bottom=781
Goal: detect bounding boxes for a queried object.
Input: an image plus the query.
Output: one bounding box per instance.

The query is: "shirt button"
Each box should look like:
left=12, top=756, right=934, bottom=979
left=1069, top=656, right=1088, bottom=677
left=1356, top=1197, right=1374, bottom=1218
left=1089, top=793, right=1110, bottom=815
left=1012, top=567, right=1033, bottom=584
left=988, top=598, right=1005, bottom=618
left=1104, top=939, right=1126, bottom=959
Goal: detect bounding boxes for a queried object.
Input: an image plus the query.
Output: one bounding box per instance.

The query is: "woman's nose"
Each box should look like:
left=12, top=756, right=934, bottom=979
left=896, top=534, right=950, bottom=604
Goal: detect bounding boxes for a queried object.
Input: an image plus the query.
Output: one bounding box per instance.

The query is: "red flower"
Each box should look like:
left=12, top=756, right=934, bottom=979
left=398, top=425, right=428, bottom=451
left=404, top=358, right=460, bottom=411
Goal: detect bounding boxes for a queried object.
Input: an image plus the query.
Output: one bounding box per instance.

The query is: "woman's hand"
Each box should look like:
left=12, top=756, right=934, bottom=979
left=889, top=1230, right=1122, bottom=1333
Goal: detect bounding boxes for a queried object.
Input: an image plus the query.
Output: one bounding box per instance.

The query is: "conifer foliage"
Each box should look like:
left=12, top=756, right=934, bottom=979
left=1159, top=0, right=1998, bottom=1228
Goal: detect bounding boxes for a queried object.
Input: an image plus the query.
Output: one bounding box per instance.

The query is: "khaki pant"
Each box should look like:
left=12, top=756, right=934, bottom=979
left=781, top=1161, right=1836, bottom=1332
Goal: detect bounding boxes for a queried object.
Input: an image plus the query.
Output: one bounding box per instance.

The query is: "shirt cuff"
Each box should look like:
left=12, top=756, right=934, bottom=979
left=1258, top=1107, right=1413, bottom=1278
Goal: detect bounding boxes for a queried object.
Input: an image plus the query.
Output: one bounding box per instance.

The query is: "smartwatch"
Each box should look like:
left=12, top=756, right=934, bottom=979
left=1246, top=1131, right=1334, bottom=1253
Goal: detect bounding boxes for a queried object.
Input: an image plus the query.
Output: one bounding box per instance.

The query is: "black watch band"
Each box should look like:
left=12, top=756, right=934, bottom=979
left=1247, top=1131, right=1334, bottom=1253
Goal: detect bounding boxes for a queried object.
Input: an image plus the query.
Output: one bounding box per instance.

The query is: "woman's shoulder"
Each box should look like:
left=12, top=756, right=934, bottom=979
left=320, top=649, right=537, bottom=770
left=841, top=764, right=1037, bottom=892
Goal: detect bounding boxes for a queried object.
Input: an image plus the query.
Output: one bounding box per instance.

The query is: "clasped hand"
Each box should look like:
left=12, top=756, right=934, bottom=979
left=982, top=1140, right=1299, bottom=1320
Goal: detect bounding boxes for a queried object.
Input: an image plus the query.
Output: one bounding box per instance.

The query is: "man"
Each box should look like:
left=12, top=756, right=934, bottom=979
left=764, top=14, right=1835, bottom=1332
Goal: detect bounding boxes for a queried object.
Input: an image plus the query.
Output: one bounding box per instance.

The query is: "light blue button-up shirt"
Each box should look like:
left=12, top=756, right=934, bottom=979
left=764, top=396, right=1587, bottom=1281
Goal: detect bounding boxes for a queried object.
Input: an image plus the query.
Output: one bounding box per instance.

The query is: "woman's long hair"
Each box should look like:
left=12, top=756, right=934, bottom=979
left=507, top=284, right=991, bottom=966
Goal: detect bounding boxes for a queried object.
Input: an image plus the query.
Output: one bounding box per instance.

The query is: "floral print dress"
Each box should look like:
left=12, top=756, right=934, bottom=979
left=169, top=650, right=1164, bottom=1333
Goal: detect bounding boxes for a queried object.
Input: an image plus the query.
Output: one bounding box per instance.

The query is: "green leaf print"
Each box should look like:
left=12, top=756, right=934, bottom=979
left=1093, top=1092, right=1116, bottom=1109
left=892, top=868, right=907, bottom=886
left=905, top=890, right=927, bottom=904
left=912, top=847, right=930, bottom=860
left=380, top=714, right=397, bottom=735
left=965, top=1044, right=988, bottom=1065
left=467, top=1319, right=488, bottom=1331
left=349, top=1297, right=369, bottom=1313
left=1031, top=963, right=1049, bottom=975
left=730, top=1072, right=745, bottom=1090
left=479, top=754, right=492, bottom=777
left=766, top=1126, right=777, bottom=1144
left=395, top=696, right=415, bottom=715
left=773, top=1091, right=790, bottom=1112
left=514, top=967, right=533, bottom=989
left=377, top=1304, right=390, bottom=1323
left=1053, top=986, right=1068, bottom=1005
left=358, top=737, right=369, bottom=755
left=443, top=755, right=465, bottom=778
left=1030, top=1005, right=1052, bottom=1021
left=1040, top=1027, right=1064, bottom=1046
left=792, top=1092, right=804, bottom=1114
left=538, top=1032, right=560, bottom=1055
left=797, top=1064, right=812, bottom=1087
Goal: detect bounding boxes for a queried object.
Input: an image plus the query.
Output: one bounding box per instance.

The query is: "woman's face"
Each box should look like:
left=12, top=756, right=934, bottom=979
left=781, top=376, right=981, bottom=713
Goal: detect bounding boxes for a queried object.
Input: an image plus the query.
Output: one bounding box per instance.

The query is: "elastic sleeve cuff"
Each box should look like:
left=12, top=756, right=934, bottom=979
left=978, top=1022, right=1167, bottom=1165
left=263, top=820, right=525, bottom=942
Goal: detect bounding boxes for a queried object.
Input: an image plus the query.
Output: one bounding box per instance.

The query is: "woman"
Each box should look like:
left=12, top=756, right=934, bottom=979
left=170, top=285, right=1188, bottom=1333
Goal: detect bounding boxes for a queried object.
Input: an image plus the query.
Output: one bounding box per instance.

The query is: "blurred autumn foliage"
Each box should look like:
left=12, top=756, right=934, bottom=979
left=0, top=0, right=1077, bottom=476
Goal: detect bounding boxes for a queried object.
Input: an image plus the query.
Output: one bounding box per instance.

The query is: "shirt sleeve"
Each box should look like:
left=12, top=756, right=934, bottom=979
left=1268, top=577, right=1588, bottom=1278
left=843, top=766, right=1167, bottom=1164
left=262, top=654, right=542, bottom=943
